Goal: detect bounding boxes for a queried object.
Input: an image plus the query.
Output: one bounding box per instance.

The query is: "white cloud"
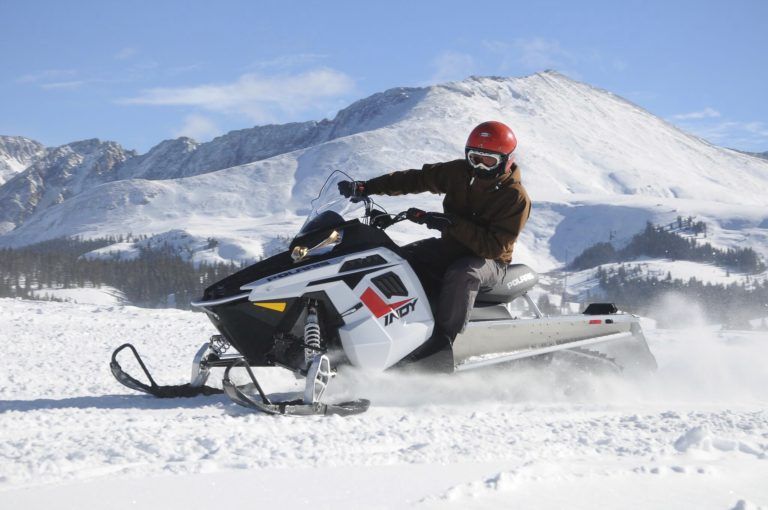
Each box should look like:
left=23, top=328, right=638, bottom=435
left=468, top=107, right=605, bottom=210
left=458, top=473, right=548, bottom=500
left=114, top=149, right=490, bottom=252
left=483, top=37, right=625, bottom=78
left=173, top=114, right=221, bottom=142
left=119, top=68, right=355, bottom=123
left=612, top=59, right=629, bottom=72
left=667, top=107, right=768, bottom=149
left=481, top=38, right=561, bottom=73
left=115, top=47, right=138, bottom=60
left=672, top=107, right=721, bottom=120
left=249, top=53, right=328, bottom=70
left=166, top=63, right=202, bottom=76
left=676, top=119, right=768, bottom=150
left=40, top=80, right=88, bottom=90
left=514, top=38, right=572, bottom=70
left=483, top=37, right=577, bottom=72
left=429, top=51, right=475, bottom=83
left=17, top=69, right=77, bottom=84
left=17, top=69, right=109, bottom=90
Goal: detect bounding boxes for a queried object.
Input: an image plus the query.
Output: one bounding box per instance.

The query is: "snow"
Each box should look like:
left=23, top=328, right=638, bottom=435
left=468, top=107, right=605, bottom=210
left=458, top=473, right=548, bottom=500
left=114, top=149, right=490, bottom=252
left=1, top=157, right=27, bottom=177
left=29, top=286, right=126, bottom=306
left=566, top=259, right=768, bottom=297
left=1, top=71, right=767, bottom=509
left=0, top=136, right=44, bottom=186
left=83, top=230, right=262, bottom=266
left=2, top=72, right=767, bottom=273
left=1, top=298, right=766, bottom=509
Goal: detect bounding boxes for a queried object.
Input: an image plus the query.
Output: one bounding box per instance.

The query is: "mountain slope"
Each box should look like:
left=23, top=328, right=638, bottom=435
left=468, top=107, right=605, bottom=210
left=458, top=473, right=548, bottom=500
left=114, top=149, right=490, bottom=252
left=112, top=86, right=424, bottom=181
left=1, top=72, right=767, bottom=269
left=0, top=87, right=426, bottom=233
left=0, top=136, right=45, bottom=186
left=0, top=139, right=135, bottom=234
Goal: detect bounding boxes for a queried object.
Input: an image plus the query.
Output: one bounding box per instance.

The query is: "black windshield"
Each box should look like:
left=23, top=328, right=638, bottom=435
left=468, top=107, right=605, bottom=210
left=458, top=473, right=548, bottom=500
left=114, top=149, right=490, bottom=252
left=298, top=210, right=345, bottom=236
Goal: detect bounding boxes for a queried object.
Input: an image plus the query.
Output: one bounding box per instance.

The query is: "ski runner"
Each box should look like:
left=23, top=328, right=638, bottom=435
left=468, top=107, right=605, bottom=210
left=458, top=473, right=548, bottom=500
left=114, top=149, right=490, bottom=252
left=338, top=121, right=531, bottom=361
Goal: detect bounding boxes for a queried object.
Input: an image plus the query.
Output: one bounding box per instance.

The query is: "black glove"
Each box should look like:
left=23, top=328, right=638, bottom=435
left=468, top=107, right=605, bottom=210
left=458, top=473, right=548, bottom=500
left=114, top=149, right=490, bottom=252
left=406, top=207, right=427, bottom=223
left=406, top=208, right=453, bottom=232
left=338, top=180, right=367, bottom=199
left=370, top=209, right=394, bottom=229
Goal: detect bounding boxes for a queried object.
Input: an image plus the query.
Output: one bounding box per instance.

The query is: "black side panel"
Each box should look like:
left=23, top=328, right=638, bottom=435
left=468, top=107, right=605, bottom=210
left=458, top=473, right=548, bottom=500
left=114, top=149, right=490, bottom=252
left=207, top=290, right=347, bottom=367
left=308, top=265, right=396, bottom=290
left=339, top=254, right=387, bottom=273
left=203, top=221, right=401, bottom=301
left=209, top=298, right=300, bottom=365
left=205, top=252, right=292, bottom=300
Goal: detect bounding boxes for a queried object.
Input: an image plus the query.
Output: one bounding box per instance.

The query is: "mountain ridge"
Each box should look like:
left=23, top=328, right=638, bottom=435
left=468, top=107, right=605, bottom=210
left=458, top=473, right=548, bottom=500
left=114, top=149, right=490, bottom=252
left=0, top=136, right=46, bottom=186
left=0, top=85, right=427, bottom=231
left=1, top=71, right=766, bottom=271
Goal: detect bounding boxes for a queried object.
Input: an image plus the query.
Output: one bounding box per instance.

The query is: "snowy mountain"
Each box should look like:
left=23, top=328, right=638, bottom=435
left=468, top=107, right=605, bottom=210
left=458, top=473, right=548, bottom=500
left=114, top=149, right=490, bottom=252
left=1, top=72, right=767, bottom=273
left=0, top=135, right=45, bottom=186
left=0, top=87, right=423, bottom=233
left=734, top=149, right=768, bottom=161
left=0, top=139, right=135, bottom=234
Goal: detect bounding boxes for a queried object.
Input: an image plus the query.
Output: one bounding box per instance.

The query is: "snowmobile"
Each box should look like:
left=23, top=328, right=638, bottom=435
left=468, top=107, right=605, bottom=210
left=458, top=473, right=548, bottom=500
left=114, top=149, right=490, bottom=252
left=110, top=172, right=657, bottom=416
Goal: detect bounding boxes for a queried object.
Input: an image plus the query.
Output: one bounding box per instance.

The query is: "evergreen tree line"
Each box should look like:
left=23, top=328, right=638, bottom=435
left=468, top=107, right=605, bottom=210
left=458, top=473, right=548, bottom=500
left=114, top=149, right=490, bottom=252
left=0, top=236, right=244, bottom=308
left=594, top=265, right=768, bottom=328
left=571, top=221, right=765, bottom=274
left=666, top=215, right=708, bottom=236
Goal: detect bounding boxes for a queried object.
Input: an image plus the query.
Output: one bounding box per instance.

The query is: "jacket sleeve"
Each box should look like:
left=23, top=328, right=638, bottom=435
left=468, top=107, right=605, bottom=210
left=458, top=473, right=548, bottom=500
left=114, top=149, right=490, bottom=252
left=364, top=161, right=455, bottom=196
left=446, top=190, right=531, bottom=260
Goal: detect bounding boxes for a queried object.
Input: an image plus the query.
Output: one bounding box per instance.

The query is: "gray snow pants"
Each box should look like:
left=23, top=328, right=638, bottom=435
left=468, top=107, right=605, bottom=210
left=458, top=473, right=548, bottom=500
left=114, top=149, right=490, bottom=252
left=403, top=237, right=506, bottom=344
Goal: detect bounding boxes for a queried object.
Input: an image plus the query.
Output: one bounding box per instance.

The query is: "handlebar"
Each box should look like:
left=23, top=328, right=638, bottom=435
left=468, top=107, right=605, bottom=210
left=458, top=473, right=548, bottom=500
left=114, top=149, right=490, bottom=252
left=351, top=196, right=410, bottom=230
left=346, top=195, right=416, bottom=231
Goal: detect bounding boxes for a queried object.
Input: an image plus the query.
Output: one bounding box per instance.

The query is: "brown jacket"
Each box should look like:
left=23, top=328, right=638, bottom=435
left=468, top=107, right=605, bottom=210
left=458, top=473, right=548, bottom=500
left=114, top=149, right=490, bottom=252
left=365, top=159, right=531, bottom=263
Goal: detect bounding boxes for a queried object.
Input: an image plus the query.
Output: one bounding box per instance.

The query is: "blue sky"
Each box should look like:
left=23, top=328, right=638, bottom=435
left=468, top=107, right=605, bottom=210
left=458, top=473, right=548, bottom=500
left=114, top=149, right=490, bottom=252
left=2, top=0, right=766, bottom=153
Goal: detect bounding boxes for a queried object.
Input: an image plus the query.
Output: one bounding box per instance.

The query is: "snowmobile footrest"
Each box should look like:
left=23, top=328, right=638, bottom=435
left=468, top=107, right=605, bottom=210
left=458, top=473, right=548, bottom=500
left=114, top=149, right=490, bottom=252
left=110, top=343, right=223, bottom=398
left=222, top=360, right=370, bottom=416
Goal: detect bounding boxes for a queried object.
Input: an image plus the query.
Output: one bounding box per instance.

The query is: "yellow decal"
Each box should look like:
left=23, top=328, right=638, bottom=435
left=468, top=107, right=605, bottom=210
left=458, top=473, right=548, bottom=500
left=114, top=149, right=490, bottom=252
left=253, top=302, right=287, bottom=312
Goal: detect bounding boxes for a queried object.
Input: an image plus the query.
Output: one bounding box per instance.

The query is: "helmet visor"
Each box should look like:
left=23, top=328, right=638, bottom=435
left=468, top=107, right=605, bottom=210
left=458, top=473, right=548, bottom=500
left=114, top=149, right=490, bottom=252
left=466, top=149, right=502, bottom=172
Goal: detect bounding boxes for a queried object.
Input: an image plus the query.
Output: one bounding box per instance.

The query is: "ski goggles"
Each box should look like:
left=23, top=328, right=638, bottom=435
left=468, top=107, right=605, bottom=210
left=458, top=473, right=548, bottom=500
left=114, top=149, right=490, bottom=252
left=466, top=149, right=505, bottom=172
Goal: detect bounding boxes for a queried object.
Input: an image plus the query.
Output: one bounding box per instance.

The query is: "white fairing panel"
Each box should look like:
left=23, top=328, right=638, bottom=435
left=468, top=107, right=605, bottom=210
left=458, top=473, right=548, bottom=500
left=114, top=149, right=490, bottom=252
left=243, top=247, right=434, bottom=371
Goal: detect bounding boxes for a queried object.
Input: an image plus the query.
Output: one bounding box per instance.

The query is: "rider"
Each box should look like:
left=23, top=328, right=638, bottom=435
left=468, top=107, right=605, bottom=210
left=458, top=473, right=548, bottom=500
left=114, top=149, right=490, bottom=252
left=338, top=120, right=531, bottom=357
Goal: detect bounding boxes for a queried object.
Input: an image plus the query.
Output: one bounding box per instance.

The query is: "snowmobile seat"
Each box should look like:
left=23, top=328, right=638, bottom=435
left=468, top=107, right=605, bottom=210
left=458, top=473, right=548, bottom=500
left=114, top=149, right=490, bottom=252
left=475, top=264, right=539, bottom=304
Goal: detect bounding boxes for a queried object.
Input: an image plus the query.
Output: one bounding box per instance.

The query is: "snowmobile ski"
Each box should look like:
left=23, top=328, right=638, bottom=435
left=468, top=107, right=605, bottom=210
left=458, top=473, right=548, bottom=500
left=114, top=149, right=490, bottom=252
left=222, top=360, right=370, bottom=416
left=110, top=343, right=224, bottom=398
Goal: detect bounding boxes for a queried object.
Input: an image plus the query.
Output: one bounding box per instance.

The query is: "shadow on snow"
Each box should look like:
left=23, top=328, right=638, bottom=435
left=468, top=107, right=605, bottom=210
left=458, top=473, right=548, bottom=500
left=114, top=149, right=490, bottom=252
left=0, top=393, right=233, bottom=413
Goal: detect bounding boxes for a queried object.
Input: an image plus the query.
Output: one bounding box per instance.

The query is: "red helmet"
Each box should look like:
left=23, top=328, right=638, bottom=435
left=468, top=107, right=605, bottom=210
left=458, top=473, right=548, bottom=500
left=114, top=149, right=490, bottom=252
left=465, top=121, right=517, bottom=179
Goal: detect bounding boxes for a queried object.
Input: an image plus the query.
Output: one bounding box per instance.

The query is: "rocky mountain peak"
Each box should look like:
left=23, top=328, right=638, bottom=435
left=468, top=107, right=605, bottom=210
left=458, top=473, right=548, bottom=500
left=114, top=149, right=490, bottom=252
left=0, top=138, right=135, bottom=231
left=0, top=135, right=46, bottom=185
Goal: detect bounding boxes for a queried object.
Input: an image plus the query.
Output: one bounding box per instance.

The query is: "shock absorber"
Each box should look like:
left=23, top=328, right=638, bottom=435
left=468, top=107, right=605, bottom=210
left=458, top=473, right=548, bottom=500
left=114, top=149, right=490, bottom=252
left=304, top=302, right=322, bottom=366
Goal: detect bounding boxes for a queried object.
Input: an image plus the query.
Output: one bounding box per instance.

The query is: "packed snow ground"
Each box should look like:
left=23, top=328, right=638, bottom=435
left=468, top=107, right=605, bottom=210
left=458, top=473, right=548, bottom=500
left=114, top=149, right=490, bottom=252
left=0, top=298, right=766, bottom=509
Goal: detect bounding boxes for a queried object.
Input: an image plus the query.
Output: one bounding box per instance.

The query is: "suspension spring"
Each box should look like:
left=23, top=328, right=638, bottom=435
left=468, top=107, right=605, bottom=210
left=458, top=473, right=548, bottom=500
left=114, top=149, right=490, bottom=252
left=304, top=303, right=322, bottom=365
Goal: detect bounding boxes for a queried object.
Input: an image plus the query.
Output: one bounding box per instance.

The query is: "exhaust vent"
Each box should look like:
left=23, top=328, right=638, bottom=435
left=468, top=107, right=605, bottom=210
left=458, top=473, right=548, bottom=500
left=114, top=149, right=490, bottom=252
left=371, top=272, right=407, bottom=298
